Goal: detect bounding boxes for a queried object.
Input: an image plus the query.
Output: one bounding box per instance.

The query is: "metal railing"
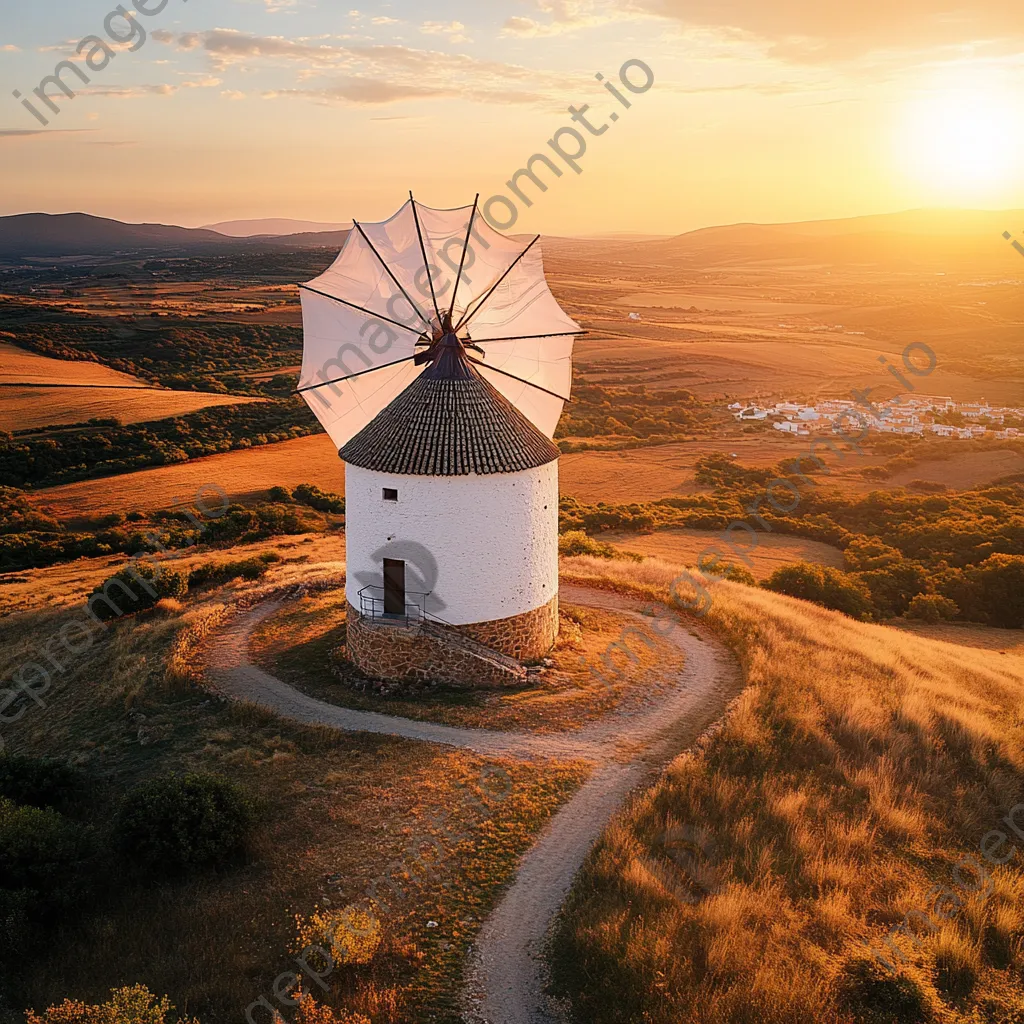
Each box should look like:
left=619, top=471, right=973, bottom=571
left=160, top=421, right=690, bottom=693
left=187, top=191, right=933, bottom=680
left=357, top=585, right=430, bottom=628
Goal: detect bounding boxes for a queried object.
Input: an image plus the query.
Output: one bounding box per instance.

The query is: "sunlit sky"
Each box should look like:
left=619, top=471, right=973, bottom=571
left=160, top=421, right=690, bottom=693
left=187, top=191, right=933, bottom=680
left=2, top=0, right=1024, bottom=234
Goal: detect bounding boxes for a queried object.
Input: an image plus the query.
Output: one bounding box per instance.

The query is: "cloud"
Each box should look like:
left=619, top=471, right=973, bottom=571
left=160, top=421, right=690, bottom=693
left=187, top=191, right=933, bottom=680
left=636, top=0, right=1024, bottom=59
left=150, top=29, right=575, bottom=105
left=0, top=44, right=20, bottom=52
left=84, top=84, right=178, bottom=97
left=265, top=0, right=297, bottom=11
left=420, top=20, right=472, bottom=43
left=501, top=0, right=640, bottom=36
left=372, top=16, right=400, bottom=25
left=221, top=89, right=246, bottom=100
left=266, top=79, right=451, bottom=104
left=0, top=128, right=94, bottom=138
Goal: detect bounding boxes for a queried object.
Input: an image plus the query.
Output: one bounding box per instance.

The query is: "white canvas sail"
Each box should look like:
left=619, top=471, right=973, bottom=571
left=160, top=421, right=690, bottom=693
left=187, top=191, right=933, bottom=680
left=298, top=197, right=581, bottom=449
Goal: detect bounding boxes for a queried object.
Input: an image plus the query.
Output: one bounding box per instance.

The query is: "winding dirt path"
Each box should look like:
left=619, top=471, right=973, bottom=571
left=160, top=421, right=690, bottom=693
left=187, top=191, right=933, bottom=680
left=201, top=583, right=743, bottom=1024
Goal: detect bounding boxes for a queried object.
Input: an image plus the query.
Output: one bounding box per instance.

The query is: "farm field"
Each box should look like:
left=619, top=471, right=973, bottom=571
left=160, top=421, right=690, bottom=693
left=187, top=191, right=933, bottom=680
left=25, top=427, right=1024, bottom=523
left=604, top=528, right=845, bottom=580
left=0, top=340, right=261, bottom=430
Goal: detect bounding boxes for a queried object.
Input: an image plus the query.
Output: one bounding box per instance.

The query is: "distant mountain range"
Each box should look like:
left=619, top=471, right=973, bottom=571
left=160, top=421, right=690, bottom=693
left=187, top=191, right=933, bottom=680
left=649, top=208, right=1024, bottom=271
left=1, top=208, right=1021, bottom=266
left=201, top=217, right=352, bottom=237
left=0, top=213, right=350, bottom=258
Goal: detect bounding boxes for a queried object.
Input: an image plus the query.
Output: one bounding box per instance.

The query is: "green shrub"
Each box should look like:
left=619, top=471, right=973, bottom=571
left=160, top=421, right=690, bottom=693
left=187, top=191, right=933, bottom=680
left=0, top=755, right=81, bottom=810
left=762, top=563, right=875, bottom=620
left=558, top=530, right=643, bottom=562
left=188, top=555, right=274, bottom=590
left=0, top=797, right=91, bottom=935
left=292, top=483, right=345, bottom=514
left=857, top=561, right=930, bottom=618
left=906, top=593, right=959, bottom=623
left=87, top=563, right=188, bottom=622
left=114, top=773, right=253, bottom=876
left=966, top=554, right=1024, bottom=628
left=837, top=957, right=930, bottom=1023
left=720, top=563, right=757, bottom=586
left=267, top=485, right=293, bottom=503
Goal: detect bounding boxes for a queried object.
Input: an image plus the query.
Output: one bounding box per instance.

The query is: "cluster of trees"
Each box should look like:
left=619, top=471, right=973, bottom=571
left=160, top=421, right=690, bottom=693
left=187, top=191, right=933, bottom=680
left=2, top=300, right=301, bottom=394
left=1, top=399, right=320, bottom=488
left=555, top=383, right=717, bottom=450
left=0, top=753, right=252, bottom=974
left=559, top=464, right=1024, bottom=627
left=762, top=553, right=1024, bottom=628
left=0, top=485, right=342, bottom=572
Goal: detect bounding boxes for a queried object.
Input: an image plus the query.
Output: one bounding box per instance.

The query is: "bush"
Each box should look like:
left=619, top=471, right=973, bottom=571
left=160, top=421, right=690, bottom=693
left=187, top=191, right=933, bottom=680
left=188, top=555, right=275, bottom=590
left=293, top=993, right=370, bottom=1024
left=858, top=561, right=929, bottom=618
left=114, top=773, right=253, bottom=876
left=293, top=906, right=382, bottom=968
left=87, top=564, right=188, bottom=622
left=966, top=554, right=1024, bottom=628
left=0, top=755, right=81, bottom=810
left=906, top=593, right=959, bottom=623
left=0, top=798, right=91, bottom=925
left=837, top=957, right=930, bottom=1023
left=720, top=563, right=757, bottom=586
left=558, top=530, right=643, bottom=562
left=762, top=563, right=875, bottom=620
left=26, top=984, right=198, bottom=1024
left=292, top=483, right=345, bottom=514
left=267, top=485, right=293, bottom=503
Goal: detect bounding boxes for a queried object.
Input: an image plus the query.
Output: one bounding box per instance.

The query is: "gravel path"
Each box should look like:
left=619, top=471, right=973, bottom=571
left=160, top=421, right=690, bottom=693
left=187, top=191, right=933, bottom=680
left=201, top=582, right=743, bottom=1024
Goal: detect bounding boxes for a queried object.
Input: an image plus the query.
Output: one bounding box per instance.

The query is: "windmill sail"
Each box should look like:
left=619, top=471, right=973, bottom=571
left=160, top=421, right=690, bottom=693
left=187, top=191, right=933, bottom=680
left=297, top=197, right=581, bottom=449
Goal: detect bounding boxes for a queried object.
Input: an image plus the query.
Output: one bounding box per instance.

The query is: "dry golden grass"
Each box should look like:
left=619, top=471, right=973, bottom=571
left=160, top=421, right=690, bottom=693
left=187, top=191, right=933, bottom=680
left=0, top=582, right=585, bottom=1024
left=0, top=340, right=260, bottom=431
left=604, top=528, right=845, bottom=581
left=0, top=533, right=345, bottom=616
left=0, top=341, right=142, bottom=387
left=0, top=385, right=261, bottom=432
left=552, top=556, right=1024, bottom=1024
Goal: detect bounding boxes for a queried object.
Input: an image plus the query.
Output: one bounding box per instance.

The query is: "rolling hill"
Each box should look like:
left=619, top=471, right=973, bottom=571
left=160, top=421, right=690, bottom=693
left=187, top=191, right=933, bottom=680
left=0, top=212, right=350, bottom=258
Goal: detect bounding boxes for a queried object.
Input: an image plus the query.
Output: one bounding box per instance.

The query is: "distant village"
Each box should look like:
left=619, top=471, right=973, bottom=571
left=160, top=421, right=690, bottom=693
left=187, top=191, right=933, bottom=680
left=729, top=395, right=1024, bottom=440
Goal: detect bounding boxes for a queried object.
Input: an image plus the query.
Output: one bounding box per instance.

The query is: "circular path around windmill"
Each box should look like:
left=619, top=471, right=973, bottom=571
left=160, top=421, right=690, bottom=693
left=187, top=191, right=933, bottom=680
left=201, top=582, right=744, bottom=1024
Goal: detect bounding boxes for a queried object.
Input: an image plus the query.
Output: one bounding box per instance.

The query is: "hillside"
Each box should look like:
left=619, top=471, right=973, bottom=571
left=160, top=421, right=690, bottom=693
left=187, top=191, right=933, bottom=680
left=552, top=557, right=1024, bottom=1024
left=0, top=213, right=350, bottom=258
left=648, top=207, right=1024, bottom=271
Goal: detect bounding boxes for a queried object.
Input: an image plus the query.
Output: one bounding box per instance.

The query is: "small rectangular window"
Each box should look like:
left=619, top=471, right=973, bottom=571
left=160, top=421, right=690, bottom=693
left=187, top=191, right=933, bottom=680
left=383, top=488, right=398, bottom=502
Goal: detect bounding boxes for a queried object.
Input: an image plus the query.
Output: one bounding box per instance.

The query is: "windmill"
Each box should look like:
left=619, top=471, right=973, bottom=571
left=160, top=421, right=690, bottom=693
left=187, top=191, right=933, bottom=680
left=296, top=194, right=584, bottom=682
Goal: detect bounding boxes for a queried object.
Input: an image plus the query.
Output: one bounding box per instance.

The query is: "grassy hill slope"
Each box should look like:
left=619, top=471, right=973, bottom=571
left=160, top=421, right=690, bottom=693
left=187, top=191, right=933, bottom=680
left=553, top=557, right=1024, bottom=1024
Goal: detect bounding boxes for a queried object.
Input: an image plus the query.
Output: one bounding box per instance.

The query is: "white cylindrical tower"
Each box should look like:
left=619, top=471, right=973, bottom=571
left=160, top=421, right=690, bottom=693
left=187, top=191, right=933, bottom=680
left=339, top=332, right=561, bottom=671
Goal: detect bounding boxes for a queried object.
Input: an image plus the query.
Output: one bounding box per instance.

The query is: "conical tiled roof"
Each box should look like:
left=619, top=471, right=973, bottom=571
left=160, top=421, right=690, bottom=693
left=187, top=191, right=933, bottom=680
left=338, top=334, right=560, bottom=476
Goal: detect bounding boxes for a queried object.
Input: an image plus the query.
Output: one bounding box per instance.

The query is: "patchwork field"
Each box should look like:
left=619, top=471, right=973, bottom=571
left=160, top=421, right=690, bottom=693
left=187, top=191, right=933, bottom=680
left=0, top=340, right=261, bottom=430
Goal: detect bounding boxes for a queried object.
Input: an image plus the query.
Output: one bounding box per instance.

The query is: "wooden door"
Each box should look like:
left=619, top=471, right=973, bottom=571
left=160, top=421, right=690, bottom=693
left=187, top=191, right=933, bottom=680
left=383, top=558, right=406, bottom=615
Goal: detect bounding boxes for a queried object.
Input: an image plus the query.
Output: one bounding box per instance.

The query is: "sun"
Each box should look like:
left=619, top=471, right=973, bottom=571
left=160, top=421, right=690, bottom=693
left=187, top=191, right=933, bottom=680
left=897, top=72, right=1023, bottom=199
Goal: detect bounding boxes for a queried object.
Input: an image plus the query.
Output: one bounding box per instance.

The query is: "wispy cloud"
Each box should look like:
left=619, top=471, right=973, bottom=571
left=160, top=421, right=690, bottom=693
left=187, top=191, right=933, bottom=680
left=0, top=128, right=95, bottom=138
left=502, top=0, right=642, bottom=36
left=150, top=29, right=576, bottom=106
left=420, top=20, right=472, bottom=43
left=0, top=44, right=20, bottom=53
left=636, top=0, right=1024, bottom=60
left=266, top=80, right=451, bottom=104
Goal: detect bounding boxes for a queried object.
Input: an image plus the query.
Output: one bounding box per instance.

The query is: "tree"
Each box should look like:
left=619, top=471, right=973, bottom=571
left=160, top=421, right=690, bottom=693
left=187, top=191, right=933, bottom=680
left=967, top=554, right=1024, bottom=628
left=762, top=563, right=875, bottom=620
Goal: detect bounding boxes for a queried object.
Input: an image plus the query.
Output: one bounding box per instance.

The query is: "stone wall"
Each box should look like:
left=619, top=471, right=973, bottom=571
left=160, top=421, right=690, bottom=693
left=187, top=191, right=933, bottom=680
left=451, top=594, right=559, bottom=660
left=346, top=603, right=529, bottom=689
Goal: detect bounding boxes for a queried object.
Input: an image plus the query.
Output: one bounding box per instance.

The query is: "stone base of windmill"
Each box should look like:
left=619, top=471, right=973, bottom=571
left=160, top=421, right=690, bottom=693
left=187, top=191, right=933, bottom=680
left=343, top=596, right=558, bottom=691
